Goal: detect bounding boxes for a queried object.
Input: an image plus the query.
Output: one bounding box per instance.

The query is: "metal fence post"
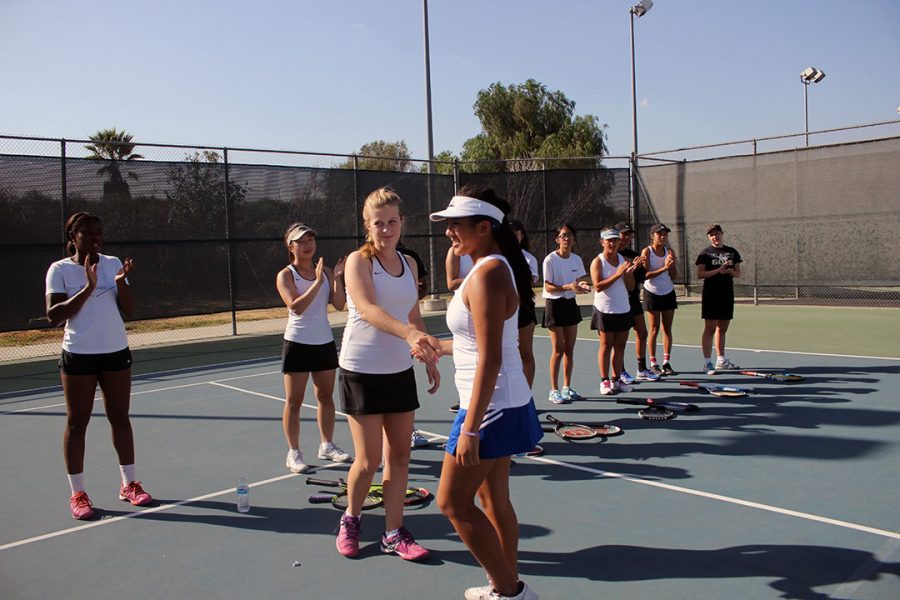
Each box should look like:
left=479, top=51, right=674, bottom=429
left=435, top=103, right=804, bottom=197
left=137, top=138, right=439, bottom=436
left=223, top=147, right=237, bottom=336
left=353, top=155, right=361, bottom=246
left=60, top=139, right=68, bottom=253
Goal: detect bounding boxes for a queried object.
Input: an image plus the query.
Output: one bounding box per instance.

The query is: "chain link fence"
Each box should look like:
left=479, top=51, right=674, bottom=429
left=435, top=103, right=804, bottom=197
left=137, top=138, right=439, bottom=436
left=2, top=123, right=897, bottom=362
left=0, top=136, right=638, bottom=361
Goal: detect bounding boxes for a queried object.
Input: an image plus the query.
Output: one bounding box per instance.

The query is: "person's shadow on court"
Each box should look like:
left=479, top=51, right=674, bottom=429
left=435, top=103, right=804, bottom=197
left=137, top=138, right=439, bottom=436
left=508, top=542, right=900, bottom=599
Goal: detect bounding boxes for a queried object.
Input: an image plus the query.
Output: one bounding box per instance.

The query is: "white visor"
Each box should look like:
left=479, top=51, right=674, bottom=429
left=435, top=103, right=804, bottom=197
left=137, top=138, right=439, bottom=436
left=429, top=196, right=505, bottom=223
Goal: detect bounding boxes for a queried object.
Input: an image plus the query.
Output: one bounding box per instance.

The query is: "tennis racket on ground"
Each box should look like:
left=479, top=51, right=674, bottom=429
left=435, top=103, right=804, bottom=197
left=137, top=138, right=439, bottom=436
left=617, top=398, right=699, bottom=412
left=544, top=414, right=623, bottom=440
left=679, top=381, right=751, bottom=397
left=740, top=370, right=804, bottom=382
left=306, top=477, right=432, bottom=510
left=639, top=406, right=675, bottom=420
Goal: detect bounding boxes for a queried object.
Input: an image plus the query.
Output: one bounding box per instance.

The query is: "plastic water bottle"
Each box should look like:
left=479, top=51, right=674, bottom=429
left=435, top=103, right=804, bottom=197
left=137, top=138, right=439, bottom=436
left=236, top=476, right=250, bottom=513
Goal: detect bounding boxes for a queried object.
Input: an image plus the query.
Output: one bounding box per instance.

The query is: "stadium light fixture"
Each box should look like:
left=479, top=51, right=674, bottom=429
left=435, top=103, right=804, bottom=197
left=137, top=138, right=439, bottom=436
left=629, top=0, right=652, bottom=247
left=800, top=66, right=826, bottom=147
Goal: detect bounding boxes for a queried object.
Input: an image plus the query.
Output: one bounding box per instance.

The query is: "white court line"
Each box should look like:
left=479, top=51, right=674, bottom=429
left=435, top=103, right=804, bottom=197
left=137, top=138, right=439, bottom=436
left=537, top=335, right=900, bottom=362
left=3, top=379, right=898, bottom=553
left=0, top=472, right=297, bottom=553
left=0, top=370, right=282, bottom=416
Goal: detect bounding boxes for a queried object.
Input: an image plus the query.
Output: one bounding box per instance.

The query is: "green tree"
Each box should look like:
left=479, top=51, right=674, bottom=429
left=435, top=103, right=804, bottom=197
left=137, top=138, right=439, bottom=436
left=341, top=139, right=413, bottom=172
left=460, top=79, right=607, bottom=172
left=165, top=151, right=247, bottom=233
left=85, top=128, right=144, bottom=201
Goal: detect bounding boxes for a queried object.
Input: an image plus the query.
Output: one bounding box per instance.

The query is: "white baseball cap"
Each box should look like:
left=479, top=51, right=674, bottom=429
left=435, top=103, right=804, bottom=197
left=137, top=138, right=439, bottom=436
left=430, top=195, right=505, bottom=223
left=287, top=223, right=317, bottom=242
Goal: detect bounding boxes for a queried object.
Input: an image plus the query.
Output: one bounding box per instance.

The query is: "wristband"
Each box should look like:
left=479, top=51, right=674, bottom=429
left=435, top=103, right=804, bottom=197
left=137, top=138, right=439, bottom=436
left=461, top=429, right=480, bottom=438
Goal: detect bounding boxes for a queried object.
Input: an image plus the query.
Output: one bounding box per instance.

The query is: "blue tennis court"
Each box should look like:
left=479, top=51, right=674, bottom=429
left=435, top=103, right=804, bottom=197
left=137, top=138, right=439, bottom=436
left=2, top=333, right=899, bottom=599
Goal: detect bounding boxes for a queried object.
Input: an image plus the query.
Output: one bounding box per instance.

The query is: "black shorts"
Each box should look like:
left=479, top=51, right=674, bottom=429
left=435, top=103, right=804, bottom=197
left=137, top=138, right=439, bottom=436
left=542, top=297, right=582, bottom=328
left=590, top=309, right=633, bottom=333
left=59, top=347, right=132, bottom=376
left=642, top=289, right=678, bottom=312
left=701, top=292, right=735, bottom=320
left=282, top=340, right=339, bottom=373
left=339, top=367, right=420, bottom=415
left=517, top=304, right=538, bottom=329
left=629, top=293, right=644, bottom=316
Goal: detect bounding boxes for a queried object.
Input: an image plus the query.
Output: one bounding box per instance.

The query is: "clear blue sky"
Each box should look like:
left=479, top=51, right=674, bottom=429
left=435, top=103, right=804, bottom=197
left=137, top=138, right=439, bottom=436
left=2, top=0, right=898, bottom=159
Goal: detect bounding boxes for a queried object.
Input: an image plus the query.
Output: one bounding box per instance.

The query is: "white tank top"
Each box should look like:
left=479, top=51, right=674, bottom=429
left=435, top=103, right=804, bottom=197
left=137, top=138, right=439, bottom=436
left=458, top=254, right=473, bottom=278
left=446, top=255, right=530, bottom=412
left=283, top=266, right=335, bottom=345
left=643, top=246, right=675, bottom=295
left=593, top=253, right=631, bottom=314
left=339, top=251, right=418, bottom=374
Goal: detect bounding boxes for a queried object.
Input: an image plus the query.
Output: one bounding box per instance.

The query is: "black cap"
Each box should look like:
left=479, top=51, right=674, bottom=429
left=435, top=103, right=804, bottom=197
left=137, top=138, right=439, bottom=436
left=614, top=221, right=634, bottom=233
left=650, top=223, right=671, bottom=234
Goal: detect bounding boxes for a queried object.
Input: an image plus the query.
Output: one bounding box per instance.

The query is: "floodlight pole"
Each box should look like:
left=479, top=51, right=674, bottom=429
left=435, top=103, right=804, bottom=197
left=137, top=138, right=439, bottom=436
left=800, top=66, right=825, bottom=147
left=803, top=79, right=810, bottom=147
left=629, top=2, right=649, bottom=248
left=422, top=0, right=443, bottom=309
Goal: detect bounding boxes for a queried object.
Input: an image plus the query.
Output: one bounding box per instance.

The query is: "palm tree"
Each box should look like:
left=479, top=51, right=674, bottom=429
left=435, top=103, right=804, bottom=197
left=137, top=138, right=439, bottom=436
left=85, top=128, right=143, bottom=201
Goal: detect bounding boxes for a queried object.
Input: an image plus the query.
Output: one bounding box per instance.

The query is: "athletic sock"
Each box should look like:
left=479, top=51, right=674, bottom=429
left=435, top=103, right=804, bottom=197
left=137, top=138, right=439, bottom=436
left=384, top=528, right=400, bottom=539
left=68, top=473, right=85, bottom=494
left=638, top=358, right=647, bottom=372
left=119, top=464, right=136, bottom=486
left=717, top=355, right=726, bottom=363
left=649, top=357, right=658, bottom=366
left=663, top=354, right=671, bottom=364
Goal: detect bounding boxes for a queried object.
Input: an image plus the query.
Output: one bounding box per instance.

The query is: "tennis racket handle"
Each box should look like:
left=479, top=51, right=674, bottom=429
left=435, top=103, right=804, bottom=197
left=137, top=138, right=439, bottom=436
left=307, top=493, right=336, bottom=503
left=305, top=477, right=341, bottom=487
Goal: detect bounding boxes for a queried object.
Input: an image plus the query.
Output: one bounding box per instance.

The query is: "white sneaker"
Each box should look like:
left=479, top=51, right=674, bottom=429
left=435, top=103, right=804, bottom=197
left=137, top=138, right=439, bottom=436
left=318, top=442, right=352, bottom=463
left=600, top=380, right=614, bottom=395
left=619, top=370, right=635, bottom=385
left=704, top=361, right=716, bottom=375
left=716, top=358, right=740, bottom=370
left=465, top=583, right=493, bottom=600
left=411, top=430, right=429, bottom=448
left=636, top=369, right=659, bottom=382
left=285, top=449, right=309, bottom=474
left=616, top=377, right=633, bottom=393
left=489, top=582, right=539, bottom=600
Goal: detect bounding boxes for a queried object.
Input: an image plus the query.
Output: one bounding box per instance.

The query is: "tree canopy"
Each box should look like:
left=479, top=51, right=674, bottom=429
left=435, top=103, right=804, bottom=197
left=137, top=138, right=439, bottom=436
left=458, top=79, right=607, bottom=171
left=341, top=139, right=413, bottom=172
left=85, top=127, right=144, bottom=201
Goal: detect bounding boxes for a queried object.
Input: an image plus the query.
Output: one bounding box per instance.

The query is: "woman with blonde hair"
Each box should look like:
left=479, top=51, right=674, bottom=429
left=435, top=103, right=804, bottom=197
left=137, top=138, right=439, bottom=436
left=335, top=187, right=440, bottom=561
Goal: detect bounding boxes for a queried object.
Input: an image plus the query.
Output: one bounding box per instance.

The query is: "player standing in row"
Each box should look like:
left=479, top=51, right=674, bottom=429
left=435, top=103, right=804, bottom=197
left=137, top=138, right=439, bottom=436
left=276, top=223, right=352, bottom=474
left=696, top=223, right=742, bottom=374
left=509, top=219, right=539, bottom=387
left=590, top=229, right=637, bottom=395
left=430, top=187, right=543, bottom=600
left=335, top=187, right=440, bottom=561
left=542, top=224, right=591, bottom=404
left=641, top=223, right=679, bottom=376
left=45, top=212, right=152, bottom=520
left=614, top=222, right=658, bottom=382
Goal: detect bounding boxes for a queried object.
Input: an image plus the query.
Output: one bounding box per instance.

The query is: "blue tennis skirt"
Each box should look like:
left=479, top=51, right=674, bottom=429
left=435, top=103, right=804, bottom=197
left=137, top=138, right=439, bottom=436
left=445, top=399, right=543, bottom=459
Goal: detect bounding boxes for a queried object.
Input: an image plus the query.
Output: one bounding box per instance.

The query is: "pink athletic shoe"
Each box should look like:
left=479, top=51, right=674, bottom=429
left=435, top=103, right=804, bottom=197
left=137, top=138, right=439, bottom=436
left=70, top=491, right=95, bottom=520
left=119, top=481, right=153, bottom=506
left=380, top=527, right=430, bottom=561
left=336, top=514, right=361, bottom=558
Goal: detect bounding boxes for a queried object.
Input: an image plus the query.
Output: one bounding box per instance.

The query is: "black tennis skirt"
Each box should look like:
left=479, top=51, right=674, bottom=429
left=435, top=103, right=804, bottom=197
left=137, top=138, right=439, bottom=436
left=339, top=367, right=420, bottom=415
left=282, top=340, right=339, bottom=373
left=542, top=297, right=582, bottom=328
left=590, top=308, right=633, bottom=333
left=642, top=289, right=678, bottom=312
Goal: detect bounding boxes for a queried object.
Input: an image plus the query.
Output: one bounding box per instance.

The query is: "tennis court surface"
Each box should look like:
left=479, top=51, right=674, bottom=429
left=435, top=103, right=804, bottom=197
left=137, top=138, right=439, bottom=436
left=2, top=322, right=899, bottom=599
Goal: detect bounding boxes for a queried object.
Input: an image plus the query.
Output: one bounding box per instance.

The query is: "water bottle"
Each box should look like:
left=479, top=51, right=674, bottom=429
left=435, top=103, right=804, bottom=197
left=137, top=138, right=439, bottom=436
left=236, top=476, right=250, bottom=513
